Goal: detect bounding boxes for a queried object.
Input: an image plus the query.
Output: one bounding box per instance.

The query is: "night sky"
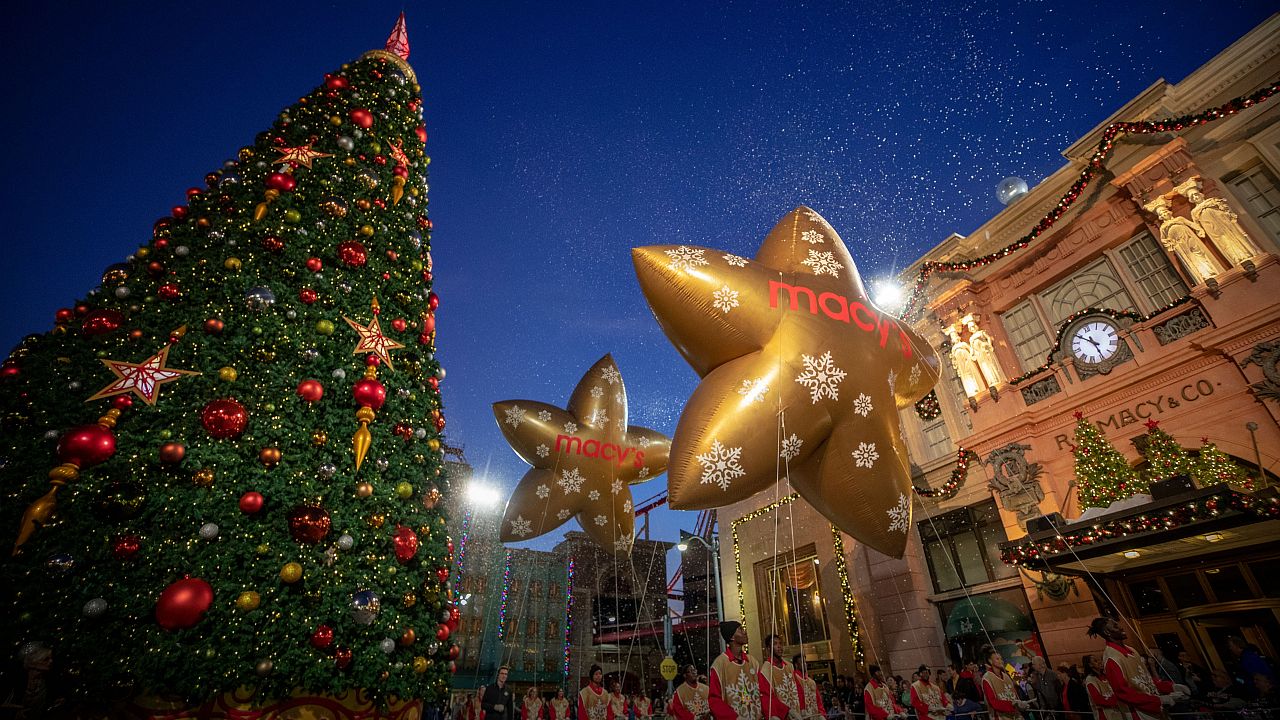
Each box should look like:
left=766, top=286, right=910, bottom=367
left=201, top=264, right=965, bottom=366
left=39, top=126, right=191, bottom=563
left=2, top=1, right=1273, bottom=551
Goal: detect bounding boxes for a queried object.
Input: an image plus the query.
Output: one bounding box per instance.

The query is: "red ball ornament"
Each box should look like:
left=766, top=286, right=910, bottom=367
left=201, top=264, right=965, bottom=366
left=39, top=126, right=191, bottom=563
left=296, top=379, right=324, bottom=402
left=436, top=624, right=450, bottom=642
left=427, top=292, right=440, bottom=311
left=239, top=491, right=265, bottom=515
left=81, top=309, right=125, bottom=336
left=158, top=442, right=186, bottom=465
left=416, top=126, right=427, bottom=144
left=288, top=505, right=332, bottom=544
left=111, top=396, right=133, bottom=411
left=434, top=414, right=446, bottom=431
left=336, top=240, right=368, bottom=268
left=261, top=235, right=285, bottom=253
left=312, top=624, right=335, bottom=649
left=449, top=644, right=461, bottom=660
left=265, top=172, right=296, bottom=192
left=299, top=288, right=318, bottom=304
left=201, top=398, right=248, bottom=439
left=427, top=376, right=439, bottom=391
left=157, top=283, right=182, bottom=301
left=393, top=526, right=419, bottom=564
left=57, top=424, right=117, bottom=468
left=171, top=206, right=188, bottom=220
left=334, top=646, right=353, bottom=669
left=324, top=74, right=349, bottom=90
left=112, top=534, right=142, bottom=561
left=147, top=261, right=165, bottom=277
left=306, top=257, right=323, bottom=272
left=391, top=318, right=407, bottom=333
left=155, top=577, right=214, bottom=631
left=352, top=378, right=386, bottom=410
left=203, top=318, right=224, bottom=334
left=350, top=109, right=374, bottom=128
left=435, top=567, right=450, bottom=583
left=422, top=313, right=436, bottom=335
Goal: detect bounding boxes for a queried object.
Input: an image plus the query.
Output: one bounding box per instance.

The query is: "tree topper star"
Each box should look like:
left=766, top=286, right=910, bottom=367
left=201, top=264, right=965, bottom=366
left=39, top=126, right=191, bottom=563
left=493, top=354, right=670, bottom=554
left=86, top=341, right=199, bottom=406
left=274, top=144, right=333, bottom=169
left=632, top=206, right=942, bottom=558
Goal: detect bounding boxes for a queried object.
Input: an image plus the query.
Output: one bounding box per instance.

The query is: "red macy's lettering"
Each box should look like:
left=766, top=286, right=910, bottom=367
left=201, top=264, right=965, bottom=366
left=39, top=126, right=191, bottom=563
left=769, top=280, right=913, bottom=360
left=555, top=435, right=646, bottom=469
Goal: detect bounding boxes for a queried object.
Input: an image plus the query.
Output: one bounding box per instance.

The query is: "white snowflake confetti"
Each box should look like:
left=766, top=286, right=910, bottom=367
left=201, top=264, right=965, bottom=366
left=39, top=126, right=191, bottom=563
left=801, top=229, right=825, bottom=245
left=510, top=515, right=533, bottom=537
left=556, top=509, right=572, bottom=521
left=696, top=439, right=746, bottom=491
left=536, top=444, right=550, bottom=458
left=600, top=366, right=622, bottom=385
left=795, top=351, right=847, bottom=403
left=537, top=410, right=552, bottom=422
left=587, top=408, right=608, bottom=427
left=853, top=393, right=873, bottom=417
left=852, top=441, right=879, bottom=468
left=589, top=490, right=600, bottom=501
left=536, top=484, right=550, bottom=499
left=909, top=364, right=921, bottom=385
left=558, top=467, right=585, bottom=494
left=723, top=253, right=748, bottom=267
left=611, top=479, right=623, bottom=495
left=637, top=466, right=650, bottom=479
left=504, top=405, right=527, bottom=428
left=801, top=250, right=841, bottom=277
left=563, top=421, right=578, bottom=434
left=664, top=246, right=709, bottom=272
left=737, top=377, right=769, bottom=404
left=887, top=494, right=910, bottom=534
left=638, top=436, right=651, bottom=448
left=594, top=515, right=608, bottom=527
left=712, top=285, right=740, bottom=314
left=590, top=386, right=604, bottom=398
left=780, top=433, right=804, bottom=461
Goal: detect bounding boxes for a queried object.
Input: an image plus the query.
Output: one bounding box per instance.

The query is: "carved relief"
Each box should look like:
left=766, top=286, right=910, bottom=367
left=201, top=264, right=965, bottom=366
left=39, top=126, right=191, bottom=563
left=1243, top=340, right=1280, bottom=402
left=1174, top=177, right=1265, bottom=266
left=1152, top=307, right=1210, bottom=345
left=1143, top=197, right=1223, bottom=285
left=984, top=442, right=1045, bottom=523
left=1020, top=375, right=1062, bottom=406
left=945, top=326, right=985, bottom=398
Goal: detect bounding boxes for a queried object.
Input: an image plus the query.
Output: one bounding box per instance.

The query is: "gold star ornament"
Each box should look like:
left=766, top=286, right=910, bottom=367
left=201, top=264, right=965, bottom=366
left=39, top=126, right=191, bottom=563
left=274, top=144, right=333, bottom=169
left=632, top=207, right=941, bottom=558
left=344, top=299, right=405, bottom=370
left=493, top=354, right=670, bottom=554
left=86, top=342, right=199, bottom=406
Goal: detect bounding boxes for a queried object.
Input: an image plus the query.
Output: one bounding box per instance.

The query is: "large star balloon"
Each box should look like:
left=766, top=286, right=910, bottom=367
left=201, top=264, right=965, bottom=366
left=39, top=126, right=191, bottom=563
left=632, top=207, right=941, bottom=558
left=493, top=355, right=670, bottom=554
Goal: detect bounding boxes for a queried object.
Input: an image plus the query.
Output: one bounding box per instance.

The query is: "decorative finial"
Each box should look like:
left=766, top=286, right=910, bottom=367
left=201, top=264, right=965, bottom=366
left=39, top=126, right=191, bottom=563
left=385, top=12, right=410, bottom=61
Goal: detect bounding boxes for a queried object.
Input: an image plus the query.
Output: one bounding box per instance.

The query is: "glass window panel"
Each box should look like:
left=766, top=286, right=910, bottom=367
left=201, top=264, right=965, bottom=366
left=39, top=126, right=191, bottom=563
left=1163, top=573, right=1208, bottom=607
left=1040, top=257, right=1137, bottom=325
left=1229, top=165, right=1280, bottom=240
left=1119, top=232, right=1189, bottom=308
left=922, top=416, right=953, bottom=461
left=1249, top=558, right=1280, bottom=598
left=1129, top=579, right=1169, bottom=616
left=979, top=523, right=1018, bottom=580
left=1001, top=300, right=1052, bottom=371
left=759, top=553, right=831, bottom=646
left=926, top=540, right=962, bottom=593
left=952, top=532, right=990, bottom=587
left=1207, top=565, right=1255, bottom=602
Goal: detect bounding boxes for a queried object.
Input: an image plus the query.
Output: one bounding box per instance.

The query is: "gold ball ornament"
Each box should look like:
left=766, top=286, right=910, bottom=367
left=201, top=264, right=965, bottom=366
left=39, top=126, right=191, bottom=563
left=311, top=430, right=328, bottom=447
left=402, top=591, right=417, bottom=608
left=359, top=224, right=375, bottom=237
left=396, top=482, right=413, bottom=500
left=193, top=468, right=215, bottom=488
left=422, top=486, right=442, bottom=509
left=427, top=438, right=441, bottom=452
left=256, top=543, right=271, bottom=555
left=367, top=513, right=386, bottom=529
left=279, top=562, right=303, bottom=584
left=236, top=591, right=261, bottom=611
left=316, top=319, right=335, bottom=336
left=400, top=628, right=416, bottom=646
left=356, top=482, right=374, bottom=498
left=224, top=257, right=242, bottom=271
left=258, top=447, right=282, bottom=468
left=218, top=366, right=238, bottom=382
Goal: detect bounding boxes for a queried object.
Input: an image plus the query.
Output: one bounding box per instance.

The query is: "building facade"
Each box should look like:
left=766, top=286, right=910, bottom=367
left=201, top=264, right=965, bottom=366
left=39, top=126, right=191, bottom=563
left=719, top=13, right=1280, bottom=678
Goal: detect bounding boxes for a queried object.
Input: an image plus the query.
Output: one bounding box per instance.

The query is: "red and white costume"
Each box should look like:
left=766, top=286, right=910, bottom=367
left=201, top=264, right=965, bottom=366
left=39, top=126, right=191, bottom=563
left=579, top=683, right=611, bottom=720
left=710, top=647, right=761, bottom=720
left=550, top=698, right=572, bottom=720
left=1085, top=674, right=1125, bottom=720
left=863, top=679, right=902, bottom=720
left=981, top=668, right=1023, bottom=720
left=758, top=656, right=802, bottom=720
left=909, top=679, right=950, bottom=720
left=524, top=699, right=545, bottom=720
left=669, top=681, right=711, bottom=720
left=1102, top=641, right=1172, bottom=720
left=794, top=669, right=824, bottom=720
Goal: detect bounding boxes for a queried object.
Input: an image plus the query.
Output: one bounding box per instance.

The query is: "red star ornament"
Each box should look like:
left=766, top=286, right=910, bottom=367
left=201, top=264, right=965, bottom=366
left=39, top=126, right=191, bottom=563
left=343, top=312, right=405, bottom=370
left=632, top=206, right=942, bottom=558
left=86, top=344, right=199, bottom=406
left=274, top=144, right=333, bottom=169
left=493, top=355, right=670, bottom=554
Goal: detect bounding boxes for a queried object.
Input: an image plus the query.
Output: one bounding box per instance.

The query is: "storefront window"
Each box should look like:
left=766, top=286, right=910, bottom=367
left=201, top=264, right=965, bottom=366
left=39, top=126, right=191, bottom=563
left=937, top=587, right=1043, bottom=668
left=1207, top=566, right=1255, bottom=602
left=754, top=548, right=831, bottom=648
left=919, top=500, right=1017, bottom=594
left=1163, top=573, right=1208, bottom=606
left=1129, top=579, right=1168, bottom=615
left=1249, top=558, right=1280, bottom=598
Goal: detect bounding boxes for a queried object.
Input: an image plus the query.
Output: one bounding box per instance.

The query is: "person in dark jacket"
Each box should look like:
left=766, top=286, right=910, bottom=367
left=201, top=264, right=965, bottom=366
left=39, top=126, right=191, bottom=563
left=483, top=666, right=518, bottom=720
left=1028, top=656, right=1063, bottom=718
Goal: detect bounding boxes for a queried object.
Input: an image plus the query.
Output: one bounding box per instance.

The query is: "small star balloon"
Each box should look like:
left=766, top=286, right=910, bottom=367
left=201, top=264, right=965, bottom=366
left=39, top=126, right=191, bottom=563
left=274, top=144, right=333, bottom=169
left=86, top=343, right=199, bottom=406
left=344, top=299, right=404, bottom=370
left=493, top=354, right=670, bottom=554
left=632, top=207, right=941, bottom=558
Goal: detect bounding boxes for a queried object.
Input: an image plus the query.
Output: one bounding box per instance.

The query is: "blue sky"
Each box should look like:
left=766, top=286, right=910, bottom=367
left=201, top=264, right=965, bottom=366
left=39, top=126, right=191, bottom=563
left=2, top=1, right=1273, bottom=550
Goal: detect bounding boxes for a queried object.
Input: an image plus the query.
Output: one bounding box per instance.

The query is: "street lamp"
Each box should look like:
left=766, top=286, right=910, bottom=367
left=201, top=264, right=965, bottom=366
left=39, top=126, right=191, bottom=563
left=676, top=533, right=723, bottom=629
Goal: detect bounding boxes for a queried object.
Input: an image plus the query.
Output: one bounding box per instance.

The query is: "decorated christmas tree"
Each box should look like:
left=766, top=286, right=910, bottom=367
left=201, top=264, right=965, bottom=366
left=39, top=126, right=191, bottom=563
left=1071, top=412, right=1144, bottom=509
left=1140, top=419, right=1194, bottom=483
left=1191, top=440, right=1252, bottom=490
left=0, top=16, right=455, bottom=712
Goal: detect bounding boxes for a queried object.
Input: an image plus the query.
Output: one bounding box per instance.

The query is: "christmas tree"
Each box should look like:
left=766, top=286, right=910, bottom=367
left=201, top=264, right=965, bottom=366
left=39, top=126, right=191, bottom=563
left=1140, top=420, right=1194, bottom=483
left=1191, top=440, right=1251, bottom=490
left=1071, top=412, right=1144, bottom=509
left=0, top=16, right=455, bottom=710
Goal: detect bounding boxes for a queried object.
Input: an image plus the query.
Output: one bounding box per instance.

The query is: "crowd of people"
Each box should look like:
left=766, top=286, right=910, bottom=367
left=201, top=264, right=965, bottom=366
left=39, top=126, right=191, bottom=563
left=458, top=618, right=1277, bottom=720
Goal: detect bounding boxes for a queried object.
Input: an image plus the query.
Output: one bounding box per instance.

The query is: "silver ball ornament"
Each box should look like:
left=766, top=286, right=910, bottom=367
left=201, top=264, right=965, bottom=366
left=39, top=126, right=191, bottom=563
left=351, top=590, right=381, bottom=625
left=375, top=457, right=390, bottom=471
left=174, top=245, right=190, bottom=257
left=415, top=428, right=427, bottom=439
left=256, top=659, right=274, bottom=676
left=332, top=368, right=347, bottom=380
left=337, top=136, right=355, bottom=151
left=199, top=522, right=220, bottom=540
left=337, top=533, right=355, bottom=550
left=996, top=176, right=1029, bottom=205
left=318, top=463, right=338, bottom=479
left=82, top=598, right=108, bottom=618
left=245, top=286, right=276, bottom=311
left=115, top=286, right=131, bottom=299
left=380, top=638, right=396, bottom=654
left=286, top=309, right=298, bottom=320
left=303, top=348, right=320, bottom=361
left=397, top=388, right=411, bottom=399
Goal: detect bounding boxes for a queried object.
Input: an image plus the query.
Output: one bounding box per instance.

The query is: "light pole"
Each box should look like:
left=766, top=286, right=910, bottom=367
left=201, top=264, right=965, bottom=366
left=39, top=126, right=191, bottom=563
left=677, top=532, right=723, bottom=672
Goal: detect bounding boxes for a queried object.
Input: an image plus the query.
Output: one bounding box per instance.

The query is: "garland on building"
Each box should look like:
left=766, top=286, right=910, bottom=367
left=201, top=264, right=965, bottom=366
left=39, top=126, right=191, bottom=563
left=912, top=448, right=978, bottom=499
left=1001, top=489, right=1280, bottom=566
left=731, top=494, right=799, bottom=620
left=900, top=81, right=1279, bottom=322
left=1073, top=412, right=1144, bottom=509
left=497, top=550, right=512, bottom=640
left=562, top=558, right=576, bottom=676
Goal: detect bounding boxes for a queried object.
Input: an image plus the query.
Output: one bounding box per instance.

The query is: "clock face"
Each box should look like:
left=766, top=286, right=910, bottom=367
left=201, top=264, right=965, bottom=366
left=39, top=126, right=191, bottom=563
left=1070, top=320, right=1120, bottom=364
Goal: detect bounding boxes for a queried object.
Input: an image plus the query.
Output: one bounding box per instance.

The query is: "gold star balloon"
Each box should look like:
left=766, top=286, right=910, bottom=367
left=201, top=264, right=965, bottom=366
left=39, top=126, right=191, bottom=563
left=632, top=207, right=941, bottom=558
left=493, top=354, right=670, bottom=554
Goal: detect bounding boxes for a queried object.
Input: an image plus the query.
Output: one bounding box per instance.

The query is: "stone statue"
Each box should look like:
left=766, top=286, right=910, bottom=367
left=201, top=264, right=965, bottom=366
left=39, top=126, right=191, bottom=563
left=1175, top=180, right=1264, bottom=266
left=946, top=325, right=984, bottom=397
left=1145, top=198, right=1223, bottom=285
left=964, top=316, right=1004, bottom=387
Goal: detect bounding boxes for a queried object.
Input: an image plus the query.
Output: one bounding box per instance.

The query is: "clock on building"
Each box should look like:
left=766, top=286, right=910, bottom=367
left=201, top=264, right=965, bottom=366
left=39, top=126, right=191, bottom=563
left=1061, top=314, right=1131, bottom=376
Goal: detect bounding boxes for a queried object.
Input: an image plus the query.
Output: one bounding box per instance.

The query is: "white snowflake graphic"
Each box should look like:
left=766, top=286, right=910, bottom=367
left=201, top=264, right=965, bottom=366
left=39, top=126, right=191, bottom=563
left=664, top=246, right=709, bottom=272
left=909, top=364, right=921, bottom=385
left=536, top=484, right=550, bottom=499
left=623, top=499, right=633, bottom=513
left=780, top=433, right=804, bottom=461
left=638, top=436, right=651, bottom=448
left=614, top=537, right=631, bottom=551
left=722, top=253, right=748, bottom=267
left=537, top=410, right=552, bottom=422
left=563, top=421, right=578, bottom=434
left=853, top=393, right=873, bottom=417
left=887, top=369, right=898, bottom=394
left=795, top=351, right=847, bottom=403
left=600, top=366, right=622, bottom=385
left=637, top=466, right=650, bottom=479
left=615, top=392, right=625, bottom=404
left=804, top=209, right=827, bottom=224
left=712, top=285, right=740, bottom=314
left=696, top=439, right=746, bottom=491
left=594, top=515, right=608, bottom=526
left=587, top=408, right=609, bottom=427
left=558, top=467, right=585, bottom=494
left=852, top=442, right=879, bottom=468
left=536, top=444, right=550, bottom=458
left=556, top=508, right=572, bottom=521
left=611, top=479, right=623, bottom=495
left=886, top=493, right=910, bottom=533
left=504, top=405, right=527, bottom=428
left=801, top=229, right=825, bottom=245
left=615, top=418, right=627, bottom=431
left=590, top=386, right=604, bottom=399
left=510, top=515, right=533, bottom=537
left=737, top=377, right=770, bottom=404
left=589, top=490, right=600, bottom=501
left=801, top=249, right=841, bottom=277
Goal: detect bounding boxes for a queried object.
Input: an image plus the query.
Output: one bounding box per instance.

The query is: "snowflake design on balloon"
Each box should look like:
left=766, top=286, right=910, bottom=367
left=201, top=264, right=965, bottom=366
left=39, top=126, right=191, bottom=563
left=588, top=490, right=600, bottom=501
left=780, top=433, right=804, bottom=461
left=909, top=364, right=921, bottom=385
left=737, top=377, right=770, bottom=404
left=853, top=393, right=873, bottom=417
left=504, top=405, right=528, bottom=428
left=538, top=410, right=552, bottom=422
left=586, top=408, right=609, bottom=427
left=886, top=493, right=910, bottom=534
left=665, top=245, right=709, bottom=272
left=536, top=444, right=550, bottom=458
left=556, top=509, right=572, bottom=521
left=612, top=479, right=623, bottom=495
left=801, top=229, right=825, bottom=245
left=623, top=499, right=633, bottom=513
left=637, top=466, right=650, bottom=479
left=590, top=386, right=604, bottom=399
left=536, top=484, right=550, bottom=499
left=558, top=467, right=585, bottom=494
left=795, top=351, right=846, bottom=403
left=723, top=253, right=748, bottom=267
left=638, top=436, right=651, bottom=448
left=594, top=515, right=608, bottom=527
left=510, top=515, right=533, bottom=537
left=563, top=421, right=578, bottom=434
left=801, top=249, right=841, bottom=277
left=696, top=439, right=746, bottom=490
left=852, top=441, right=879, bottom=468
left=600, top=366, right=622, bottom=385
left=713, top=285, right=740, bottom=314
left=614, top=537, right=631, bottom=552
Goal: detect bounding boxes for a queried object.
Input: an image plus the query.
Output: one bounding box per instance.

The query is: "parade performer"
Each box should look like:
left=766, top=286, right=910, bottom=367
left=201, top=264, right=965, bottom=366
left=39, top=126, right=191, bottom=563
left=580, top=665, right=611, bottom=720
left=758, top=635, right=801, bottom=720
left=524, top=687, right=546, bottom=720
left=485, top=667, right=518, bottom=720
left=863, top=665, right=905, bottom=720
left=791, top=655, right=824, bottom=720
left=670, top=664, right=711, bottom=720
left=910, top=666, right=951, bottom=720
left=981, top=648, right=1029, bottom=720
left=633, top=694, right=652, bottom=720
left=464, top=691, right=486, bottom=720
left=1089, top=618, right=1184, bottom=720
left=710, top=621, right=761, bottom=720
left=550, top=689, right=572, bottom=720
left=1083, top=655, right=1125, bottom=720
left=609, top=680, right=628, bottom=720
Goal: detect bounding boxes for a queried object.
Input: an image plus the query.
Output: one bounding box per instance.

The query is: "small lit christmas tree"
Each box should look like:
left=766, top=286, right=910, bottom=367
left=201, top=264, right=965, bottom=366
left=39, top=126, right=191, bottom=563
left=1141, top=419, right=1194, bottom=482
left=1191, top=439, right=1251, bottom=490
left=1071, top=412, right=1144, bottom=509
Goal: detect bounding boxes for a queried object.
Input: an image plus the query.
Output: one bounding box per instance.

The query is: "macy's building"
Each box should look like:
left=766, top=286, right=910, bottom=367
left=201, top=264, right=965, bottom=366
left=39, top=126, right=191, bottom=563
left=719, top=13, right=1280, bottom=680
